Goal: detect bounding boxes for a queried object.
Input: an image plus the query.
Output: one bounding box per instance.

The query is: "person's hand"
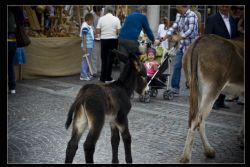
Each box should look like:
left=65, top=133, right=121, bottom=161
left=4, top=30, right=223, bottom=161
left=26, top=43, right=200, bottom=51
left=82, top=48, right=87, bottom=55
left=172, top=34, right=182, bottom=42
left=154, top=40, right=161, bottom=46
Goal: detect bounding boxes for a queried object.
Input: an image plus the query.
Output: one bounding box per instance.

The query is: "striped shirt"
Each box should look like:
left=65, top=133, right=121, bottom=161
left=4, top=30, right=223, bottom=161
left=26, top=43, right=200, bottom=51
left=80, top=22, right=94, bottom=48
left=167, top=9, right=198, bottom=52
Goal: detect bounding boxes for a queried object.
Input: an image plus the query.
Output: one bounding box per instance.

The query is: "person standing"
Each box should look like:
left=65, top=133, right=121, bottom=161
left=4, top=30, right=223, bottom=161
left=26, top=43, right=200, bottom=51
left=8, top=8, right=18, bottom=94
left=8, top=6, right=25, bottom=94
left=160, top=5, right=199, bottom=95
left=205, top=5, right=238, bottom=110
left=92, top=5, right=103, bottom=77
left=79, top=13, right=94, bottom=81
left=157, top=16, right=170, bottom=50
left=118, top=6, right=155, bottom=59
left=96, top=6, right=121, bottom=83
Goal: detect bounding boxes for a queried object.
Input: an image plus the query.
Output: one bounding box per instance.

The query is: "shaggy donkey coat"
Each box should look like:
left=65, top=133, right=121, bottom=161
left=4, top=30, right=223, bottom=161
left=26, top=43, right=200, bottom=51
left=65, top=50, right=148, bottom=163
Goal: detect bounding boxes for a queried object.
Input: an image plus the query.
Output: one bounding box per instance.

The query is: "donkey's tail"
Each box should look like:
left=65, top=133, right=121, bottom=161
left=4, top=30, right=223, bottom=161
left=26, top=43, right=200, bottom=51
left=65, top=91, right=85, bottom=129
left=188, top=36, right=203, bottom=128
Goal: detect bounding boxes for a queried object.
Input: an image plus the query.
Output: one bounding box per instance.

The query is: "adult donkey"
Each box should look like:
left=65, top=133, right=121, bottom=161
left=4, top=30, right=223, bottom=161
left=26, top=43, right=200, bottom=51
left=65, top=50, right=148, bottom=163
left=180, top=34, right=244, bottom=163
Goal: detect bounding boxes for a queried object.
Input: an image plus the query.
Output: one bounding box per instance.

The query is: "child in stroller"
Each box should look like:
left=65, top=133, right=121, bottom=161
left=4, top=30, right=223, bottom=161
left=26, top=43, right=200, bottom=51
left=144, top=48, right=159, bottom=80
left=139, top=41, right=176, bottom=103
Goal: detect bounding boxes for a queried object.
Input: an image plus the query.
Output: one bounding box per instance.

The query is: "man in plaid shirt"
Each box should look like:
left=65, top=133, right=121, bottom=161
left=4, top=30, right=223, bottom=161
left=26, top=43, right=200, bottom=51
left=160, top=5, right=199, bottom=94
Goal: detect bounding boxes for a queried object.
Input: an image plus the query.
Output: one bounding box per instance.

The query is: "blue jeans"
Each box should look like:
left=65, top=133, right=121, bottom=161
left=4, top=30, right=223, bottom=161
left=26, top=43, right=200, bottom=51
left=8, top=41, right=17, bottom=90
left=171, top=49, right=184, bottom=90
left=80, top=48, right=93, bottom=78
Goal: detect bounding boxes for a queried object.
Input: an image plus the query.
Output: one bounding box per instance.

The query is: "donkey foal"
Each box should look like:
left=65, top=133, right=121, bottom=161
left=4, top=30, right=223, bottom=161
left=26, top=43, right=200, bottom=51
left=65, top=50, right=148, bottom=163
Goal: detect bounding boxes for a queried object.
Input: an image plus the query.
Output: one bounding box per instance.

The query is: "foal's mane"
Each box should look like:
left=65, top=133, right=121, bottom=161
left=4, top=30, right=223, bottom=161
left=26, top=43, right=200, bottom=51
left=116, top=59, right=138, bottom=96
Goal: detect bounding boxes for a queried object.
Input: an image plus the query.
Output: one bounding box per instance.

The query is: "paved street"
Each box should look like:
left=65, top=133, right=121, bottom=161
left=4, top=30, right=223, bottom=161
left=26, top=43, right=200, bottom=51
left=7, top=66, right=244, bottom=164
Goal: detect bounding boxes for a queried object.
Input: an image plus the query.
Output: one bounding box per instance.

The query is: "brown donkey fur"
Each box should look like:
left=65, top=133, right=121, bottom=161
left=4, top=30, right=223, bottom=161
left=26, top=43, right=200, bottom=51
left=65, top=50, right=148, bottom=163
left=180, top=34, right=244, bottom=163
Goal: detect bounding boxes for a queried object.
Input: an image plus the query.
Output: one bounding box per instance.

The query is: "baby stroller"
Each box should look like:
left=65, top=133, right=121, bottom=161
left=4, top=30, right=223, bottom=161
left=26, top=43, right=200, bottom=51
left=139, top=41, right=177, bottom=103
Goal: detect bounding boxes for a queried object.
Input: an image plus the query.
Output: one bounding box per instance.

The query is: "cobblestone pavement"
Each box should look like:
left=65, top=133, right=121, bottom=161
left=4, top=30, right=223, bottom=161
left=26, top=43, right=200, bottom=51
left=7, top=66, right=244, bottom=164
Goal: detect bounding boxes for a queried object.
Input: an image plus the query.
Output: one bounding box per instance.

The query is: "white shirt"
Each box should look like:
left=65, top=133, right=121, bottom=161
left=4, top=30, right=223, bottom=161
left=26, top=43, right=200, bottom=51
left=157, top=24, right=169, bottom=49
left=220, top=12, right=231, bottom=37
left=96, top=13, right=121, bottom=39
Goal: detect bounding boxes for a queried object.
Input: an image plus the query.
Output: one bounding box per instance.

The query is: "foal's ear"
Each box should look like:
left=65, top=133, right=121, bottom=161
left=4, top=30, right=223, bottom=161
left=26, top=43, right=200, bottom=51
left=112, top=49, right=129, bottom=63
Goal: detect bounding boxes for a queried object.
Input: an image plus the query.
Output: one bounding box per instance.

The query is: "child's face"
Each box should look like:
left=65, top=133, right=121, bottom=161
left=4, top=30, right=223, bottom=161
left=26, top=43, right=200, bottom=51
left=87, top=19, right=94, bottom=25
left=148, top=52, right=155, bottom=61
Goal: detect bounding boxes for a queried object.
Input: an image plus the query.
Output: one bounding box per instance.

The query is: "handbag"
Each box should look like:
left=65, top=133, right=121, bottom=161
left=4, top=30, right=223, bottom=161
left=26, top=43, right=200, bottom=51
left=16, top=25, right=31, bottom=47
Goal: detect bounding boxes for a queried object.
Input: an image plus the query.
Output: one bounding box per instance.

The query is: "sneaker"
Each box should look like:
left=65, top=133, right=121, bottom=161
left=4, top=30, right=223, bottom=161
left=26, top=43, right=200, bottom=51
left=80, top=76, right=90, bottom=81
left=170, top=89, right=179, bottom=96
left=105, top=79, right=115, bottom=84
left=10, top=89, right=16, bottom=94
left=92, top=73, right=98, bottom=77
left=171, top=88, right=179, bottom=95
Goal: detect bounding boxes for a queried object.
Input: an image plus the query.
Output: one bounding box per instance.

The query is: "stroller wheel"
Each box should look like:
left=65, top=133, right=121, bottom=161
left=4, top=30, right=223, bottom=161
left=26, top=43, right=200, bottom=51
left=150, top=89, right=158, bottom=97
left=163, top=90, right=174, bottom=100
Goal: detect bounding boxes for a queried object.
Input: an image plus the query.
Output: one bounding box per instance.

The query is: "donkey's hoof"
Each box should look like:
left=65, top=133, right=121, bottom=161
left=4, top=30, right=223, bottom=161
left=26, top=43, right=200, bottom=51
left=179, top=156, right=189, bottom=163
left=112, top=159, right=119, bottom=164
left=125, top=158, right=132, bottom=164
left=204, top=147, right=215, bottom=158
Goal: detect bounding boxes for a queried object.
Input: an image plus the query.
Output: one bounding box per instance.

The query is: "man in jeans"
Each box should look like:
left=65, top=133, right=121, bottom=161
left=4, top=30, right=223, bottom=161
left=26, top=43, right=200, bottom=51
left=160, top=5, right=198, bottom=95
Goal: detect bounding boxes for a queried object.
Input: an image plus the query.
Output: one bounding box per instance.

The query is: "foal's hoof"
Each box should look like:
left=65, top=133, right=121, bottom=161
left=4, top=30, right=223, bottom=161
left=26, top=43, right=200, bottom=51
left=204, top=147, right=215, bottom=158
left=179, top=156, right=189, bottom=163
left=112, top=159, right=119, bottom=164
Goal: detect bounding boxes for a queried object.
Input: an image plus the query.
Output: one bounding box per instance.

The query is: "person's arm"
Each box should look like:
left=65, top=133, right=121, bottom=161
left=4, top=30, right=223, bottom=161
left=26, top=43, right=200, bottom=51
left=81, top=27, right=88, bottom=54
left=96, top=18, right=101, bottom=35
left=116, top=18, right=121, bottom=35
left=153, top=61, right=158, bottom=71
left=96, top=28, right=101, bottom=35
left=82, top=33, right=87, bottom=54
left=142, top=15, right=155, bottom=42
left=161, top=13, right=180, bottom=41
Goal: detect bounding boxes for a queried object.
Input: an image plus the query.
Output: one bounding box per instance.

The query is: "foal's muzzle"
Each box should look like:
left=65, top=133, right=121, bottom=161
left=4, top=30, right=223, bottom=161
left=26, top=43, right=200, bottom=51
left=141, top=85, right=149, bottom=96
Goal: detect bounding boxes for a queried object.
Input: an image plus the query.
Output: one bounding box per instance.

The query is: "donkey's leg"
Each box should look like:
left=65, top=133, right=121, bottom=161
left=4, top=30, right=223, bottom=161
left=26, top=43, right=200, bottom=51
left=198, top=82, right=226, bottom=158
left=198, top=96, right=216, bottom=158
left=116, top=117, right=132, bottom=164
left=110, top=122, right=120, bottom=163
left=65, top=105, right=88, bottom=163
left=199, top=120, right=215, bottom=158
left=180, top=120, right=198, bottom=163
left=83, top=110, right=105, bottom=163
